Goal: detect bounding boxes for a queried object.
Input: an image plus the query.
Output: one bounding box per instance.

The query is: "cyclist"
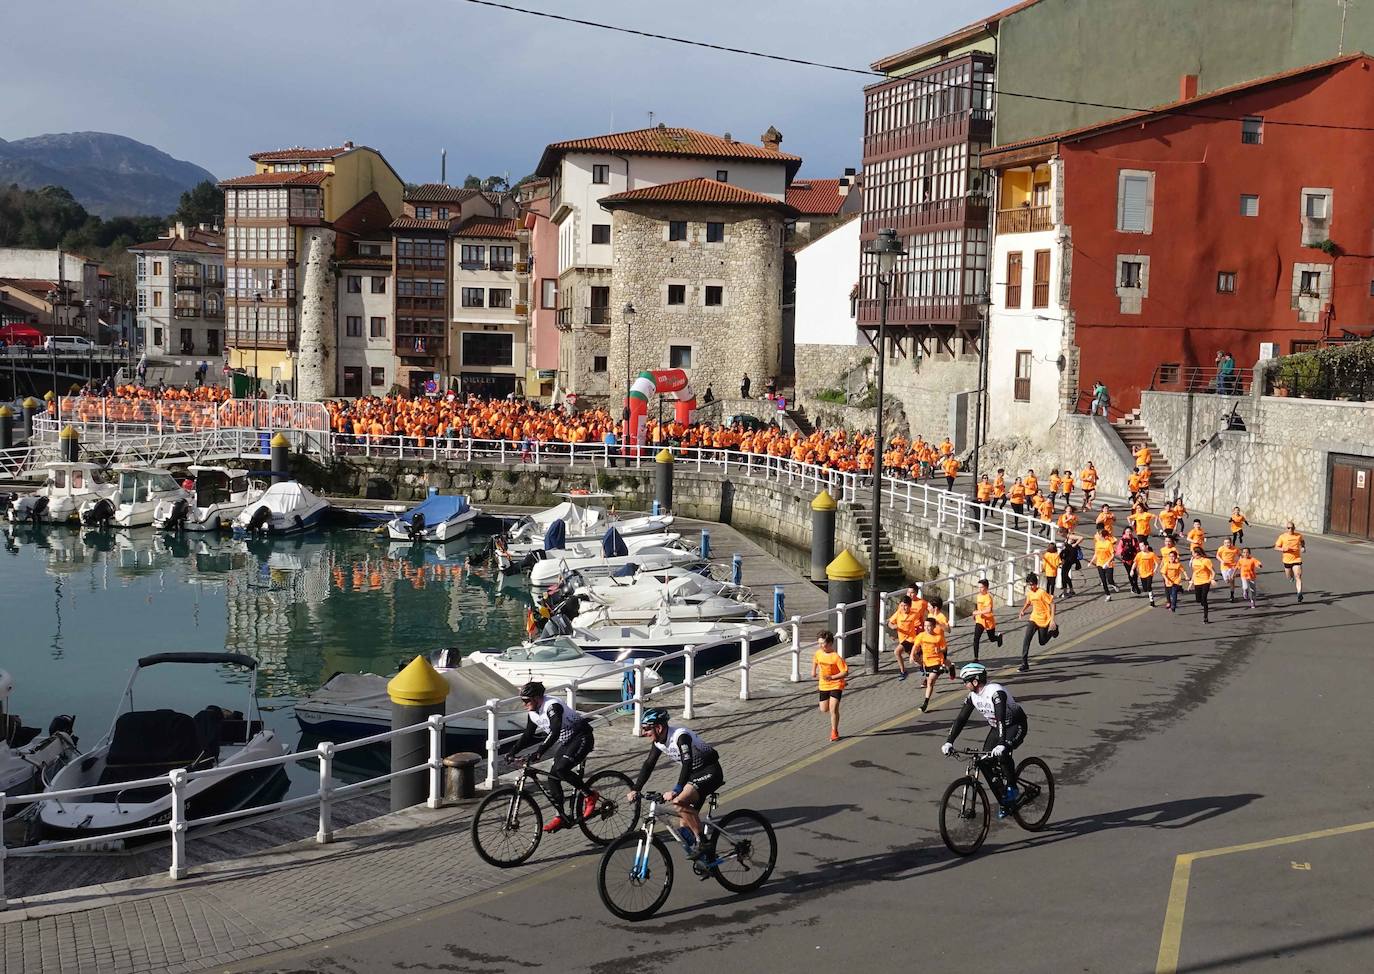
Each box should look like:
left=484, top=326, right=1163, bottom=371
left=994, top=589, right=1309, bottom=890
left=511, top=680, right=598, bottom=833
left=941, top=662, right=1027, bottom=815
left=626, top=708, right=723, bottom=857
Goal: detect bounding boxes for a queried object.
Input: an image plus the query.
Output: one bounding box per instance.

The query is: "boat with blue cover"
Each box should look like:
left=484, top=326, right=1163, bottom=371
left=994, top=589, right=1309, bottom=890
left=386, top=491, right=477, bottom=542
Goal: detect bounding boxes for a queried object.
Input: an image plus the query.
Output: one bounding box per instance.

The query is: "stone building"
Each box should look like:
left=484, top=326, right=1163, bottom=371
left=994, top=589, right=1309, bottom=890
left=128, top=225, right=224, bottom=358
left=599, top=178, right=795, bottom=402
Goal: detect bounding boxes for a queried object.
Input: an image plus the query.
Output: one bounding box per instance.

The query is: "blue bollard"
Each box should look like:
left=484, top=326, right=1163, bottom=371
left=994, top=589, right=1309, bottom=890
left=773, top=585, right=785, bottom=623
left=700, top=529, right=711, bottom=560
left=652, top=499, right=662, bottom=516
left=731, top=553, right=743, bottom=586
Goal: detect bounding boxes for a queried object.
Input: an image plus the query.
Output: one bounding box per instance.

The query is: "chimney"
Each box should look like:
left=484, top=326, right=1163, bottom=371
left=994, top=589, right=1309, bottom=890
left=343, top=140, right=355, bottom=149
left=1180, top=74, right=1199, bottom=100
left=723, top=132, right=733, bottom=143
left=838, top=178, right=850, bottom=198
left=760, top=125, right=783, bottom=152
left=844, top=167, right=856, bottom=177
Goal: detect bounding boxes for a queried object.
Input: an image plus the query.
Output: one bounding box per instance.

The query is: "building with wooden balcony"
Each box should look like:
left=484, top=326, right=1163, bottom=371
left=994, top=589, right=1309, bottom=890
left=128, top=224, right=224, bottom=358
left=219, top=142, right=403, bottom=394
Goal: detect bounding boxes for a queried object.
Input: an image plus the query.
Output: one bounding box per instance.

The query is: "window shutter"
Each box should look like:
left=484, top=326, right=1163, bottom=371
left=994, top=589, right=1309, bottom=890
left=1120, top=176, right=1148, bottom=231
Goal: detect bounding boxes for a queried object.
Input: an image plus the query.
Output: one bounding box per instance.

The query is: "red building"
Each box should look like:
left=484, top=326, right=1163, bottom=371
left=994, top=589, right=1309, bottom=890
left=985, top=54, right=1374, bottom=411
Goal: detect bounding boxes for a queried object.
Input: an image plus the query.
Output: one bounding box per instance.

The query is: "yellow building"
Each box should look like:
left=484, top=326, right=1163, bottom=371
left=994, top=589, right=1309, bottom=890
left=220, top=143, right=403, bottom=390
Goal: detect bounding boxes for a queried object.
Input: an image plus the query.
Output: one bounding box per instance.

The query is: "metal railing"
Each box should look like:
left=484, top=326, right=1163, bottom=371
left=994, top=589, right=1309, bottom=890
left=1148, top=364, right=1253, bottom=396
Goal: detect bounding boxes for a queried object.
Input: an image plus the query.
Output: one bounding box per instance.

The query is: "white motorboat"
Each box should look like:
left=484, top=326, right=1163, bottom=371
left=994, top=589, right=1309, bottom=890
left=38, top=652, right=286, bottom=838
left=536, top=617, right=783, bottom=669
left=468, top=638, right=664, bottom=694
left=7, top=461, right=116, bottom=524
left=80, top=466, right=192, bottom=529
left=505, top=499, right=675, bottom=555
left=1, top=670, right=80, bottom=815
left=568, top=571, right=759, bottom=626
left=386, top=492, right=477, bottom=542
left=153, top=466, right=265, bottom=532
left=527, top=535, right=698, bottom=587
left=233, top=481, right=330, bottom=536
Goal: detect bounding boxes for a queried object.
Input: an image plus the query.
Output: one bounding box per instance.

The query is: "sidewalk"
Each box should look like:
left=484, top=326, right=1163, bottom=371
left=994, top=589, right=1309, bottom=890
left=0, top=580, right=1134, bottom=974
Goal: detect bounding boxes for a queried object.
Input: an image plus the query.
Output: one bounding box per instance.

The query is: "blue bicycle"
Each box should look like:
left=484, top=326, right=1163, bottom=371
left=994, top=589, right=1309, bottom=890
left=596, top=793, right=777, bottom=920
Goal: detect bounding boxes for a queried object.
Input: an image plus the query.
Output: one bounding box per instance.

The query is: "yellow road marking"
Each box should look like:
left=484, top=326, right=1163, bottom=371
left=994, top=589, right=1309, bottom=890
left=1155, top=817, right=1374, bottom=974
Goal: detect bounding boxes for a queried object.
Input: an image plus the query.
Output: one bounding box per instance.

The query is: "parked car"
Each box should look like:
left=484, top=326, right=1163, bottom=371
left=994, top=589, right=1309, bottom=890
left=42, top=335, right=96, bottom=353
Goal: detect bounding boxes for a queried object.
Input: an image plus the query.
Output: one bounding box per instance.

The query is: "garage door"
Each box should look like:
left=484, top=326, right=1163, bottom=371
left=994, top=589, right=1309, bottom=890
left=1329, top=457, right=1374, bottom=540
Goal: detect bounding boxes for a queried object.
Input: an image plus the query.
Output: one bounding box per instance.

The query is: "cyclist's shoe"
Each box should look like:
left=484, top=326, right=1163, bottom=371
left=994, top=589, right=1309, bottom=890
left=581, top=791, right=601, bottom=820
left=542, top=815, right=569, bottom=833
left=1004, top=785, right=1020, bottom=805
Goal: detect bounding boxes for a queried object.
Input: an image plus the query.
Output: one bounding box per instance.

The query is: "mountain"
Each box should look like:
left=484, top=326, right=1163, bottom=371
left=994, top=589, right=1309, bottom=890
left=0, top=132, right=218, bottom=218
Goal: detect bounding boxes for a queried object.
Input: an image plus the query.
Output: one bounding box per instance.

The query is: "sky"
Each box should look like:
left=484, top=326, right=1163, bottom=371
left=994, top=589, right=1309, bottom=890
left=1, top=0, right=989, bottom=184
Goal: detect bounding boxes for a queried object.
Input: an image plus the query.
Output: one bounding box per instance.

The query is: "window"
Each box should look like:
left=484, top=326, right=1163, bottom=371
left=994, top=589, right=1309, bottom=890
left=370, top=276, right=386, bottom=294
left=1005, top=251, right=1023, bottom=308
left=591, top=224, right=611, bottom=244
left=1014, top=350, right=1032, bottom=402
left=592, top=355, right=608, bottom=373
left=705, top=285, right=723, bottom=307
left=153, top=291, right=163, bottom=308
left=1117, top=172, right=1152, bottom=232
left=153, top=327, right=163, bottom=347
left=153, top=261, right=163, bottom=276
left=137, top=292, right=146, bottom=311
left=346, top=315, right=362, bottom=337
left=136, top=257, right=146, bottom=279
left=667, top=284, right=686, bottom=306
left=1120, top=261, right=1143, bottom=288
left=460, top=245, right=485, bottom=268
left=1240, top=194, right=1260, bottom=217
left=461, top=287, right=485, bottom=308
left=371, top=367, right=386, bottom=387
left=1032, top=250, right=1050, bottom=308
left=716, top=170, right=729, bottom=182
left=592, top=164, right=609, bottom=184
left=541, top=278, right=557, bottom=309
left=1217, top=271, right=1236, bottom=293
left=706, top=222, right=725, bottom=243
left=437, top=208, right=449, bottom=220
left=370, top=316, right=386, bottom=338
left=489, top=288, right=512, bottom=308
left=669, top=221, right=687, bottom=241
left=490, top=246, right=514, bottom=270
left=461, top=331, right=513, bottom=366
left=669, top=345, right=693, bottom=368
left=1300, top=270, right=1322, bottom=295
left=1242, top=116, right=1263, bottom=144
left=347, top=275, right=362, bottom=293
left=1305, top=193, right=1328, bottom=219
left=416, top=206, right=431, bottom=219
left=358, top=243, right=380, bottom=256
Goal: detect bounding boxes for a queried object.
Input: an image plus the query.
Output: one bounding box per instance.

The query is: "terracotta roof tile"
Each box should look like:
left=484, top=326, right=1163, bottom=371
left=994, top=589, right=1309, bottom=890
left=599, top=177, right=797, bottom=215
left=537, top=126, right=802, bottom=177
left=218, top=171, right=331, bottom=188
left=127, top=237, right=222, bottom=254
left=333, top=192, right=396, bottom=238
left=248, top=145, right=362, bottom=161
left=389, top=217, right=454, bottom=231
left=452, top=216, right=519, bottom=239
left=406, top=184, right=481, bottom=203
left=786, top=179, right=846, bottom=215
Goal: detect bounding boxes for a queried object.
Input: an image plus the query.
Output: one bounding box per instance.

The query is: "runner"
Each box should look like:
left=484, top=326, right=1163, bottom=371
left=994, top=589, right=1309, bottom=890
left=1061, top=468, right=1077, bottom=509
left=1216, top=537, right=1242, bottom=601
left=1117, top=527, right=1142, bottom=596
left=1024, top=469, right=1039, bottom=498
left=1134, top=540, right=1159, bottom=607
left=1161, top=548, right=1185, bottom=613
left=1057, top=504, right=1080, bottom=540
left=975, top=474, right=993, bottom=523
left=1126, top=468, right=1146, bottom=506
left=1229, top=507, right=1249, bottom=545
left=1041, top=542, right=1063, bottom=597
left=913, top=616, right=951, bottom=713
left=992, top=469, right=1008, bottom=509
left=1080, top=461, right=1099, bottom=507
left=1186, top=546, right=1216, bottom=624
left=1186, top=519, right=1207, bottom=552
left=972, top=577, right=1004, bottom=661
left=1274, top=522, right=1307, bottom=601
left=1157, top=503, right=1182, bottom=541
left=941, top=454, right=960, bottom=492
left=1047, top=468, right=1062, bottom=508
left=1095, top=503, right=1116, bottom=535
left=1129, top=503, right=1154, bottom=540
left=887, top=594, right=921, bottom=681
left=1016, top=572, right=1058, bottom=672
left=1237, top=547, right=1262, bottom=608
left=1092, top=525, right=1120, bottom=600
left=1009, top=477, right=1027, bottom=520
left=811, top=630, right=848, bottom=741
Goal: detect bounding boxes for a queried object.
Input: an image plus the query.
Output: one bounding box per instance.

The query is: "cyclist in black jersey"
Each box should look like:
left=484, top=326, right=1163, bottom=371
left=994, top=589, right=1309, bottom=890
left=626, top=707, right=723, bottom=856
left=510, top=681, right=597, bottom=832
left=941, top=663, right=1028, bottom=812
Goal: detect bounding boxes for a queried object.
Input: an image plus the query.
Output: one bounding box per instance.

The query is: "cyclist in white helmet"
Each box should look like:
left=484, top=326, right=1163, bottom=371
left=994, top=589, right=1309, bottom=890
left=626, top=707, right=723, bottom=857
left=941, top=663, right=1028, bottom=813
left=511, top=680, right=597, bottom=833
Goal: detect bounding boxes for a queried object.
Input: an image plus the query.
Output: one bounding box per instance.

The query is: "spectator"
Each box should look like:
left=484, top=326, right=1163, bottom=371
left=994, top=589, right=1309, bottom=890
left=1219, top=351, right=1236, bottom=395
left=603, top=428, right=618, bottom=467
left=702, top=384, right=715, bottom=404
left=1090, top=380, right=1109, bottom=417
left=740, top=373, right=751, bottom=399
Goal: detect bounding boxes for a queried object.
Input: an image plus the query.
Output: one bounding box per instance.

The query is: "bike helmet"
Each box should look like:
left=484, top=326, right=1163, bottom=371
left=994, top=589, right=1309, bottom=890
left=957, top=662, right=988, bottom=683
left=640, top=707, right=670, bottom=728
left=518, top=680, right=545, bottom=701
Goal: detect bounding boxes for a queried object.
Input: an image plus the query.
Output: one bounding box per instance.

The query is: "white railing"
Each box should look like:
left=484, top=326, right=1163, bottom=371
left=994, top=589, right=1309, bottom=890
left=0, top=445, right=42, bottom=479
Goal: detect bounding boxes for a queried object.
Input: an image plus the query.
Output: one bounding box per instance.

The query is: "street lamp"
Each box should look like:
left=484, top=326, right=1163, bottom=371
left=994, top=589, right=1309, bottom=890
left=970, top=290, right=992, bottom=491
left=45, top=289, right=60, bottom=396
left=621, top=302, right=636, bottom=421
left=253, top=291, right=263, bottom=396
left=862, top=227, right=906, bottom=675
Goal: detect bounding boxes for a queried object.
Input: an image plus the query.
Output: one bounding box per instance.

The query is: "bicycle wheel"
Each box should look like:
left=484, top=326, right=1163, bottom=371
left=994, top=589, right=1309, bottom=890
left=471, top=787, right=543, bottom=868
left=576, top=770, right=641, bottom=846
left=1011, top=757, right=1055, bottom=831
left=939, top=776, right=990, bottom=856
left=597, top=831, right=674, bottom=921
left=708, top=809, right=778, bottom=893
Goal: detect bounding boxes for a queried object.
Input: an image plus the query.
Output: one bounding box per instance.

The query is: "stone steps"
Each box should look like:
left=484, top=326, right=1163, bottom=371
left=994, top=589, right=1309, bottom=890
left=1111, top=416, right=1172, bottom=487
left=846, top=503, right=904, bottom=575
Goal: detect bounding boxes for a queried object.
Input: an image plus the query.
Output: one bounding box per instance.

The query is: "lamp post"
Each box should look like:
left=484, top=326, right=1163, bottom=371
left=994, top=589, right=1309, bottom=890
left=45, top=289, right=60, bottom=395
left=253, top=291, right=263, bottom=396
left=621, top=301, right=636, bottom=420
left=970, top=290, right=992, bottom=491
left=862, top=227, right=906, bottom=675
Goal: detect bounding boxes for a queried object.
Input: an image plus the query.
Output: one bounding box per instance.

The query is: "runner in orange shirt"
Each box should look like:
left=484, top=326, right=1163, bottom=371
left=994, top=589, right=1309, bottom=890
left=1080, top=462, right=1099, bottom=507
left=1094, top=503, right=1116, bottom=535
left=1185, top=519, right=1207, bottom=551
left=811, top=630, right=848, bottom=741
left=992, top=469, right=1008, bottom=509
left=913, top=616, right=951, bottom=713
left=1024, top=469, right=1039, bottom=497
left=941, top=455, right=960, bottom=491
left=1009, top=477, right=1028, bottom=519
left=1161, top=548, right=1186, bottom=613
left=1061, top=469, right=1077, bottom=507
left=1216, top=538, right=1242, bottom=601
left=1157, top=505, right=1181, bottom=540
left=887, top=594, right=922, bottom=681
left=1047, top=469, right=1062, bottom=507
left=972, top=577, right=1004, bottom=660
left=1186, top=547, right=1216, bottom=624
left=1129, top=504, right=1153, bottom=540
left=1237, top=547, right=1263, bottom=608
left=1016, top=573, right=1058, bottom=672
left=1133, top=541, right=1160, bottom=607
left=1228, top=506, right=1249, bottom=545
left=1042, top=542, right=1070, bottom=597
left=1273, top=521, right=1306, bottom=602
left=1092, top=525, right=1120, bottom=600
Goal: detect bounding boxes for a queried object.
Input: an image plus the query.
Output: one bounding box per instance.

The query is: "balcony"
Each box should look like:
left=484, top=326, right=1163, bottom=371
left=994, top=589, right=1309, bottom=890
left=556, top=307, right=573, bottom=331
left=173, top=274, right=202, bottom=290
left=996, top=206, right=1053, bottom=234
left=173, top=306, right=203, bottom=319
left=490, top=262, right=514, bottom=272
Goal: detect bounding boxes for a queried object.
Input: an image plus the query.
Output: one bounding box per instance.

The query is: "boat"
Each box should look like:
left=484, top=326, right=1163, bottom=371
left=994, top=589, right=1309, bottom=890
left=7, top=461, right=117, bottom=525
left=37, top=652, right=286, bottom=839
left=565, top=570, right=760, bottom=626
left=385, top=492, right=477, bottom=542
left=538, top=618, right=783, bottom=672
left=468, top=638, right=665, bottom=694
left=1, top=669, right=80, bottom=816
left=504, top=498, right=674, bottom=554
left=79, top=466, right=191, bottom=529
left=233, top=481, right=330, bottom=536
left=293, top=650, right=527, bottom=744
left=521, top=523, right=699, bottom=586
left=153, top=466, right=265, bottom=532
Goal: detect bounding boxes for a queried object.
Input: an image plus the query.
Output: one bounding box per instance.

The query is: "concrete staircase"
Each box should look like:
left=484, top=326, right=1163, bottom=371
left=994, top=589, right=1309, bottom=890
left=846, top=502, right=904, bottom=577
left=1111, top=409, right=1172, bottom=487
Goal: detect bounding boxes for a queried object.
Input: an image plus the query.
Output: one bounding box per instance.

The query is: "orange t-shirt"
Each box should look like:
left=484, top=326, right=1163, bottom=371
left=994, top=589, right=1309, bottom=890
left=942, top=457, right=960, bottom=478
left=1092, top=536, right=1116, bottom=568
left=1217, top=544, right=1240, bottom=569
left=1159, top=509, right=1181, bottom=532
left=976, top=481, right=992, bottom=501
left=1042, top=551, right=1062, bottom=577
left=1229, top=513, right=1247, bottom=532
left=1058, top=512, right=1078, bottom=532
left=1129, top=511, right=1153, bottom=536
left=1191, top=557, right=1216, bottom=586
left=888, top=605, right=921, bottom=642
left=974, top=592, right=996, bottom=629
left=1096, top=509, right=1117, bottom=532
left=1186, top=526, right=1206, bottom=549
left=1161, top=559, right=1185, bottom=586
left=1080, top=467, right=1098, bottom=487
left=1237, top=556, right=1262, bottom=580
left=813, top=649, right=848, bottom=692
left=1133, top=549, right=1159, bottom=578
left=1010, top=482, right=1027, bottom=504
left=1024, top=474, right=1039, bottom=495
left=1024, top=589, right=1055, bottom=627
left=1275, top=532, right=1304, bottom=565
left=914, top=631, right=948, bottom=668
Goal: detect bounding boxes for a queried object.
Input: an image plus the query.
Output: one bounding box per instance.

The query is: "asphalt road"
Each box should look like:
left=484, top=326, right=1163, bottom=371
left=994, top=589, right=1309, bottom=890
left=241, top=525, right=1374, bottom=974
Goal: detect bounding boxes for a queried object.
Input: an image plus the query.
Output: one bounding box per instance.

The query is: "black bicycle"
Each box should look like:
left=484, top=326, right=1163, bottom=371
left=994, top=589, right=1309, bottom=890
left=470, top=755, right=639, bottom=867
left=938, top=748, right=1055, bottom=856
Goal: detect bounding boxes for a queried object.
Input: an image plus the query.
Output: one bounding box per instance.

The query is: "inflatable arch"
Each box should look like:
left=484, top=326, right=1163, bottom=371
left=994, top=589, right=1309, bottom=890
left=622, top=369, right=697, bottom=449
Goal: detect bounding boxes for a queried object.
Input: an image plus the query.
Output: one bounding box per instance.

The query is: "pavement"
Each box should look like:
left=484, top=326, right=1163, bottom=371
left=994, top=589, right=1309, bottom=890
left=3, top=509, right=1370, bottom=974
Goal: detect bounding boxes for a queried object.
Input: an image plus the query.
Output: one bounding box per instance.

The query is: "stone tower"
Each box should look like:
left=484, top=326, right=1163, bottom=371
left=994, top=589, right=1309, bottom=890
left=295, top=227, right=337, bottom=401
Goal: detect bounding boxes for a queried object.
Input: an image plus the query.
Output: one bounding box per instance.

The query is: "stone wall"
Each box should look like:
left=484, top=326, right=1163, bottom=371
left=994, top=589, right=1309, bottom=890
left=607, top=204, right=784, bottom=400
left=881, top=354, right=978, bottom=445
left=297, top=228, right=337, bottom=401
left=793, top=343, right=870, bottom=401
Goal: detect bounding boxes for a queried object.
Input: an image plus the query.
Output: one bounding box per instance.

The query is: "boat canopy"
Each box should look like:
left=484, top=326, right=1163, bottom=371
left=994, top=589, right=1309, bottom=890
left=602, top=526, right=628, bottom=557
left=136, top=652, right=258, bottom=669
left=398, top=493, right=470, bottom=525
left=254, top=481, right=316, bottom=514
left=543, top=517, right=567, bottom=551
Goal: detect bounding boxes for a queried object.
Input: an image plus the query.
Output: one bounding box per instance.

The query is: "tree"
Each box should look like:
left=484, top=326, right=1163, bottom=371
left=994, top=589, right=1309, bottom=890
left=173, top=180, right=224, bottom=228
left=462, top=174, right=511, bottom=192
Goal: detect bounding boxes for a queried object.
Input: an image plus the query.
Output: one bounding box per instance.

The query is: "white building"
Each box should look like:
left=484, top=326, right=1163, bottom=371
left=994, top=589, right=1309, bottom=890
left=0, top=247, right=106, bottom=337
left=129, top=225, right=225, bottom=357
left=533, top=124, right=800, bottom=398
left=794, top=215, right=861, bottom=347
left=333, top=193, right=398, bottom=396
left=452, top=216, right=527, bottom=398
